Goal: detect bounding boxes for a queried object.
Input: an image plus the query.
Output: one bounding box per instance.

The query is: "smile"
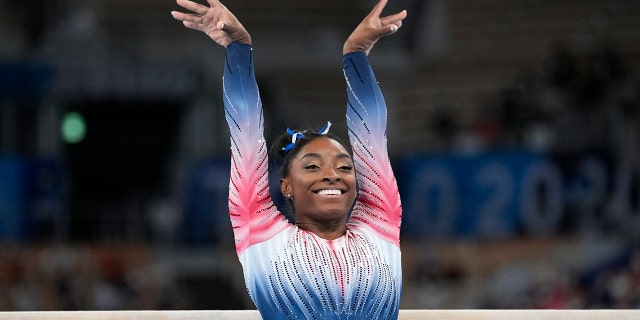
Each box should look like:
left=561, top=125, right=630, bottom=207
left=315, top=189, right=343, bottom=195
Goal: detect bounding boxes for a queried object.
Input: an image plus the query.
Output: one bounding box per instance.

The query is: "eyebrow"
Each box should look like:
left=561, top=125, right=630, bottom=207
left=299, top=152, right=352, bottom=161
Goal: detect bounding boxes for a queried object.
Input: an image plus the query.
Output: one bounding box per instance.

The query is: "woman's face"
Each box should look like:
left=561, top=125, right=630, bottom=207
left=280, top=137, right=357, bottom=225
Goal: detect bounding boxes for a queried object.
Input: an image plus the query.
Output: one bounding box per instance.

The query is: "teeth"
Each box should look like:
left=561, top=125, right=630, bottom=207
left=317, top=189, right=341, bottom=195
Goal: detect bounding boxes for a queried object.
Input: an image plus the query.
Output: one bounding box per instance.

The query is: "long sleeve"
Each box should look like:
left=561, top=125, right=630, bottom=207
left=223, top=42, right=289, bottom=255
left=343, top=52, right=402, bottom=247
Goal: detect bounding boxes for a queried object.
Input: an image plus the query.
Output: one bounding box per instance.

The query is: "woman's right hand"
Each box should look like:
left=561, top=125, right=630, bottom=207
left=171, top=0, right=251, bottom=47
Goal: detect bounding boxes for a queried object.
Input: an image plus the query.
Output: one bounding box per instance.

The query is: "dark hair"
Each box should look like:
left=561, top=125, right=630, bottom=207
left=268, top=128, right=349, bottom=179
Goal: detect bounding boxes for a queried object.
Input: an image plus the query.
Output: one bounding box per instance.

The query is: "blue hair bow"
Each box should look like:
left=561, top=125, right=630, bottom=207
left=282, top=121, right=332, bottom=152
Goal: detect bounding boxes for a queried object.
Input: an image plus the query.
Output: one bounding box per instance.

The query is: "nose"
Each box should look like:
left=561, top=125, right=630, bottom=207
left=321, top=169, right=341, bottom=182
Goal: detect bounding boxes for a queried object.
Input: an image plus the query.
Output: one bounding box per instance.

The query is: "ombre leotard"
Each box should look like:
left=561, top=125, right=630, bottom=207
left=223, top=42, right=402, bottom=319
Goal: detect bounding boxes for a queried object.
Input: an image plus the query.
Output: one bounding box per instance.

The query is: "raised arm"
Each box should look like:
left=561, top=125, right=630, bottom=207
left=172, top=0, right=288, bottom=255
left=344, top=0, right=406, bottom=246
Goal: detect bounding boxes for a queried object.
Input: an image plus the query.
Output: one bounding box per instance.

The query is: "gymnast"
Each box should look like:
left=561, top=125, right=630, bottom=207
left=172, top=0, right=406, bottom=318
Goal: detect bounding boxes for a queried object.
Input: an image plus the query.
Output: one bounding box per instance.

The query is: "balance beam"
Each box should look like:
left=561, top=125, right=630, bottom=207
left=0, top=310, right=638, bottom=320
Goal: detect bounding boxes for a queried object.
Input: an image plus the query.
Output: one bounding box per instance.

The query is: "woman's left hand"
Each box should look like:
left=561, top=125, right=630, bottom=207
left=343, top=0, right=407, bottom=55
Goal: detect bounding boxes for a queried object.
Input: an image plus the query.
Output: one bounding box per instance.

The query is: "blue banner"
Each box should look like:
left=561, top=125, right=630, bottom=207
left=398, top=152, right=565, bottom=239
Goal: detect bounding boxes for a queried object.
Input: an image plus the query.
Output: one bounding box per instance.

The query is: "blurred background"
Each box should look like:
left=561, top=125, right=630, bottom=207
left=1, top=0, right=640, bottom=311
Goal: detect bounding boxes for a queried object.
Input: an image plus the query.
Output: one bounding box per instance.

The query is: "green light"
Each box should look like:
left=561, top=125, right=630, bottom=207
left=61, top=112, right=86, bottom=143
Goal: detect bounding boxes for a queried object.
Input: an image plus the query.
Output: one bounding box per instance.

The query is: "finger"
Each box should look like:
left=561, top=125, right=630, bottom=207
left=391, top=20, right=404, bottom=32
left=182, top=21, right=203, bottom=32
left=170, top=11, right=186, bottom=21
left=368, top=0, right=388, bottom=19
left=171, top=11, right=201, bottom=23
left=379, top=18, right=404, bottom=36
left=380, top=10, right=407, bottom=27
left=171, top=11, right=189, bottom=22
left=176, top=0, right=209, bottom=15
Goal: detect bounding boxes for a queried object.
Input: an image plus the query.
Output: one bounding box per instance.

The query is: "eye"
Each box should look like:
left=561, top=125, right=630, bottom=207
left=304, top=164, right=320, bottom=170
left=338, top=165, right=353, bottom=172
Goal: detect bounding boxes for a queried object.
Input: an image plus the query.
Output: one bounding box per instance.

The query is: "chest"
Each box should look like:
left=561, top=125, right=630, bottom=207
left=243, top=228, right=401, bottom=295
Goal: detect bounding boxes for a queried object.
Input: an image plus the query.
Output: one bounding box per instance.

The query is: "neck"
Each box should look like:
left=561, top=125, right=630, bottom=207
left=296, top=220, right=347, bottom=240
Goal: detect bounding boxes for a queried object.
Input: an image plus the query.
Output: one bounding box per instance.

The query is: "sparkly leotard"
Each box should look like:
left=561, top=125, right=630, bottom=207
left=223, top=42, right=402, bottom=319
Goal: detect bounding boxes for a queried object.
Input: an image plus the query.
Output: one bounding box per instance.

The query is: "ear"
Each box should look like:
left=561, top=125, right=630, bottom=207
left=280, top=178, right=291, bottom=197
